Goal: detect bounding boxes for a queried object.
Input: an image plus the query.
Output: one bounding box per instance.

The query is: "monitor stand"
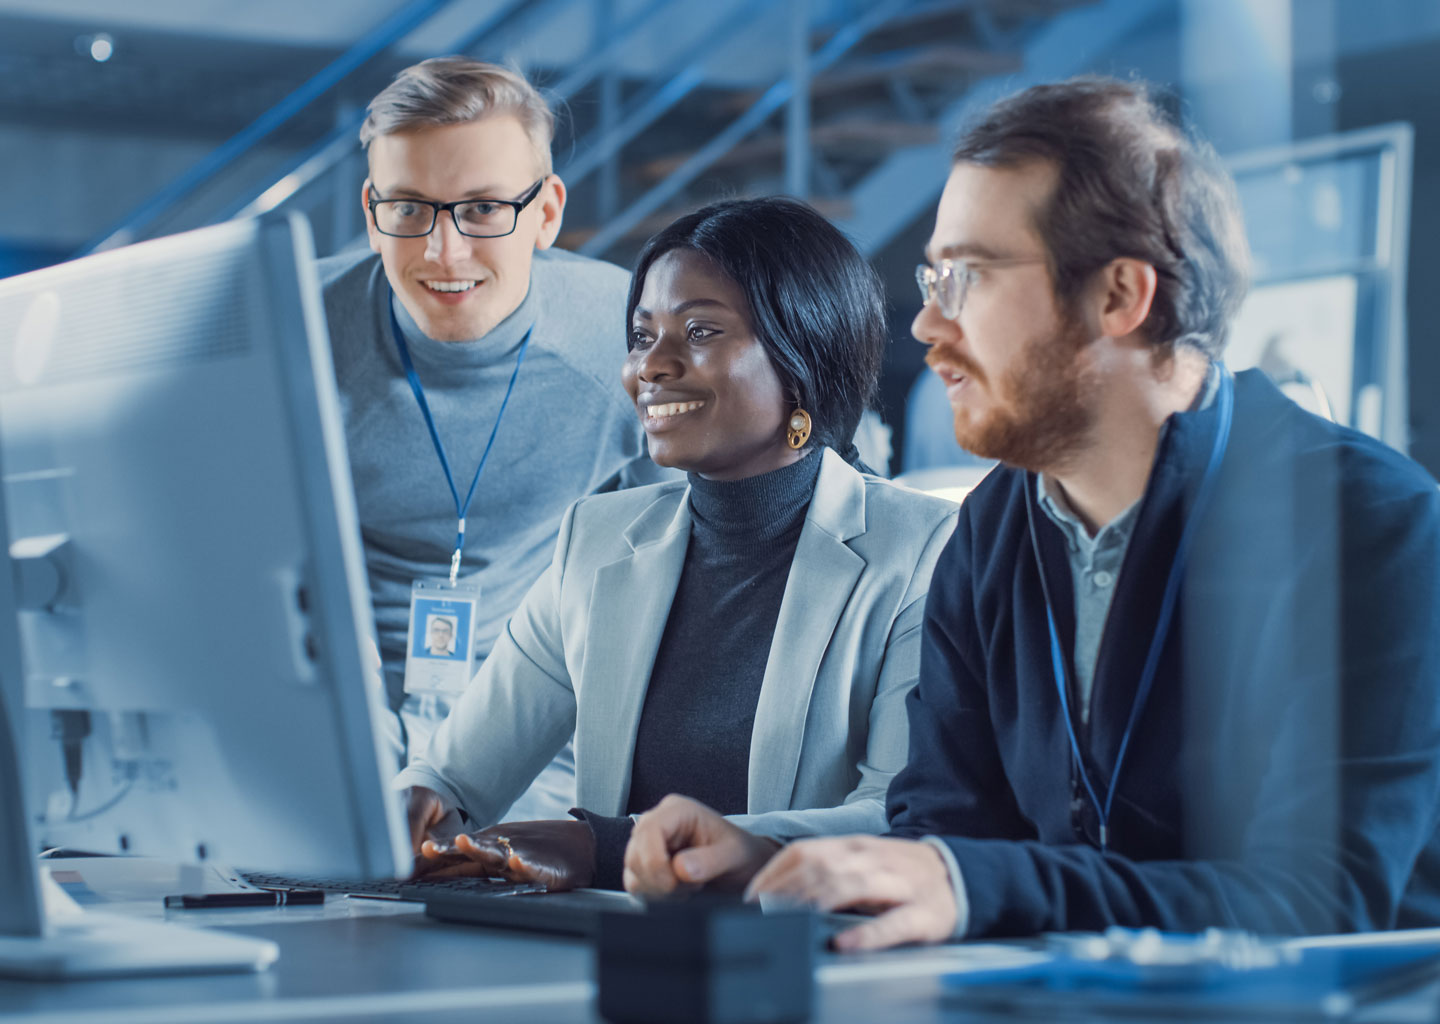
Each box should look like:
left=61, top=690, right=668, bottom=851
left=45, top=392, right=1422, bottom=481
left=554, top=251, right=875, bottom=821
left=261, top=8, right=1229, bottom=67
left=0, top=873, right=279, bottom=980
left=0, top=535, right=278, bottom=979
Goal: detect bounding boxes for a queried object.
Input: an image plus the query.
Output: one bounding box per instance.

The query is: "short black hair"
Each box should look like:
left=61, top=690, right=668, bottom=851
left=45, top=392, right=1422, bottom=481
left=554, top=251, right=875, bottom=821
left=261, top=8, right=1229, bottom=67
left=953, top=76, right=1250, bottom=359
left=626, top=196, right=887, bottom=456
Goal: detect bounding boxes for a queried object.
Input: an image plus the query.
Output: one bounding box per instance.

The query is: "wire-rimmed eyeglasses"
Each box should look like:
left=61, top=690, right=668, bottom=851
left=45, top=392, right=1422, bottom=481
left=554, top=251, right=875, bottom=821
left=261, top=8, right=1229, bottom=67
left=915, top=256, right=1046, bottom=320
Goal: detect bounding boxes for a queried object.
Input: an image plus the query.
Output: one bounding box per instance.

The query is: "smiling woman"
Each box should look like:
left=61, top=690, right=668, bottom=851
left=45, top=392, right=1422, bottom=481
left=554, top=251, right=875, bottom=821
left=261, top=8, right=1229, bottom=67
left=626, top=199, right=887, bottom=469
left=394, top=197, right=960, bottom=892
left=624, top=250, right=796, bottom=481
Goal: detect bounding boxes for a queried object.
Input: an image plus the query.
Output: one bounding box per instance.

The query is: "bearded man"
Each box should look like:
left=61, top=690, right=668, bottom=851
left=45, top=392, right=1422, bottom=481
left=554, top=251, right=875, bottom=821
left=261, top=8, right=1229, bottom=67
left=621, top=76, right=1440, bottom=950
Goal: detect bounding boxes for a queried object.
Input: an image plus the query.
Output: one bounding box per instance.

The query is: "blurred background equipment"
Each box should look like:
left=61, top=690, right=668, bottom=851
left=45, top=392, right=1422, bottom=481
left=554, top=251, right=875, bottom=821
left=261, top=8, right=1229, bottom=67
left=0, top=0, right=1435, bottom=478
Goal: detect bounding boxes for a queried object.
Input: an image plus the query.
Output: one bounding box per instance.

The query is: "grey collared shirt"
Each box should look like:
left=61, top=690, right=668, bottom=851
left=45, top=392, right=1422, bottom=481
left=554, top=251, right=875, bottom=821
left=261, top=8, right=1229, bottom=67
left=1036, top=484, right=1140, bottom=723
left=1036, top=362, right=1220, bottom=723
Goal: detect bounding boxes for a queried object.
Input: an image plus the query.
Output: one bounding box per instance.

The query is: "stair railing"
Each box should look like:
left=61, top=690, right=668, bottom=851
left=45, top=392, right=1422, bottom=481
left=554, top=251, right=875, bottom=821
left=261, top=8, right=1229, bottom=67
left=77, top=0, right=455, bottom=257
left=578, top=0, right=912, bottom=257
left=232, top=0, right=684, bottom=224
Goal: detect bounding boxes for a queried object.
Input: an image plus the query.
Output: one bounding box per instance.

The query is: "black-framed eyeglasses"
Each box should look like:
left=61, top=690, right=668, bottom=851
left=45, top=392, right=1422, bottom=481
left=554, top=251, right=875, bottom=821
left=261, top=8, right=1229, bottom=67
left=367, top=178, right=546, bottom=238
left=915, top=256, right=1046, bottom=320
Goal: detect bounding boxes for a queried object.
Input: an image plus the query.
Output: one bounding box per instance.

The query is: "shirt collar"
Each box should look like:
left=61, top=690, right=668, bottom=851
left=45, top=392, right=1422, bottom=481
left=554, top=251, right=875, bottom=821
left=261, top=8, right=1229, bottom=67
left=1036, top=360, right=1219, bottom=548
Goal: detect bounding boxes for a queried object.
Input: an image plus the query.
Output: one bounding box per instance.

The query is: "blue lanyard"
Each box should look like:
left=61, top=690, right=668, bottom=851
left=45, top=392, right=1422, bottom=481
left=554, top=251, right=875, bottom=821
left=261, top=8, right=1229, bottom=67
left=388, top=300, right=532, bottom=583
left=1036, top=368, right=1233, bottom=851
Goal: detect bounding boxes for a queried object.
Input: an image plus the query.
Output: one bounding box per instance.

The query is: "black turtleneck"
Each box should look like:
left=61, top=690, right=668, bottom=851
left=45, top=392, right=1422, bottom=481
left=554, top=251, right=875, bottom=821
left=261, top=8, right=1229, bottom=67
left=573, top=449, right=823, bottom=887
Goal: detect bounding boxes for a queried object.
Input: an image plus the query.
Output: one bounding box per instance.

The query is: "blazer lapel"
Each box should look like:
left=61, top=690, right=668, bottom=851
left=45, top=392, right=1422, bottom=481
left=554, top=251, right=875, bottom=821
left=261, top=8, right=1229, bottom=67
left=748, top=450, right=866, bottom=813
left=574, top=493, right=691, bottom=814
left=1088, top=391, right=1226, bottom=780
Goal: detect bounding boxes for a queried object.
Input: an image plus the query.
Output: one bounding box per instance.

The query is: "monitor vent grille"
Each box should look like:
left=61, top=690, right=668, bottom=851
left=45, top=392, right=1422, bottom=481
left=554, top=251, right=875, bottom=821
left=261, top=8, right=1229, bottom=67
left=0, top=246, right=258, bottom=393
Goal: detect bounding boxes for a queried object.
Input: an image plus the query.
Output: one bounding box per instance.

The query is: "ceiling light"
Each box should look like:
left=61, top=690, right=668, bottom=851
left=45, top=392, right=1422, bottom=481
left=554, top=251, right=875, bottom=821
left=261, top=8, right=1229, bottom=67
left=75, top=33, right=114, bottom=63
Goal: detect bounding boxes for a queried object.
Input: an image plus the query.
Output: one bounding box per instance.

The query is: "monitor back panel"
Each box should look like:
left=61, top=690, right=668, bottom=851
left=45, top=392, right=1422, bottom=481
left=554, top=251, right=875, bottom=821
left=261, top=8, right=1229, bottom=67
left=0, top=217, right=407, bottom=878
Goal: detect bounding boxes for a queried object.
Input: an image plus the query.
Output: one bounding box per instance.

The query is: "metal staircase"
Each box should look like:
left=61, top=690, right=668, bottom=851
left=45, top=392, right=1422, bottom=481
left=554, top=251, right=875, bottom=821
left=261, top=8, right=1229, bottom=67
left=77, top=0, right=1159, bottom=270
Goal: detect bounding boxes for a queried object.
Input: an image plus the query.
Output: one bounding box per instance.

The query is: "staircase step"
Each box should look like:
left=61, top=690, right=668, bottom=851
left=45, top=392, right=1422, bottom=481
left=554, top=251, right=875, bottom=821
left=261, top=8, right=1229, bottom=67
left=558, top=197, right=856, bottom=252
left=824, top=0, right=1095, bottom=52
left=718, top=45, right=1021, bottom=112
left=870, top=0, right=1095, bottom=33
left=638, top=120, right=938, bottom=181
left=811, top=44, right=1022, bottom=95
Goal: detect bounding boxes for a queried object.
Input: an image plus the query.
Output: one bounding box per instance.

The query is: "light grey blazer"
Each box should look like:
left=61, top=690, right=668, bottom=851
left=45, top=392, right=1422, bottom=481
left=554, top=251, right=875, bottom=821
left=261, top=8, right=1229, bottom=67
left=397, top=448, right=958, bottom=840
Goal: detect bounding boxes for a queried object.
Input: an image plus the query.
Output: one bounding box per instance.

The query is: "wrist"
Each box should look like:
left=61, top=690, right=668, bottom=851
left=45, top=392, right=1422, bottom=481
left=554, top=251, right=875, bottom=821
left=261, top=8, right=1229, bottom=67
left=569, top=808, right=629, bottom=889
left=752, top=834, right=782, bottom=861
left=919, top=837, right=967, bottom=938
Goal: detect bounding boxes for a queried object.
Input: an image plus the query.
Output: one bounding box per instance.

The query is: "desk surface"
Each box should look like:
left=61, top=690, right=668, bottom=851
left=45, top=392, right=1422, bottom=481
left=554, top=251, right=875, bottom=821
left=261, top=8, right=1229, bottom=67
left=0, top=899, right=992, bottom=1024
left=6, top=867, right=1440, bottom=1024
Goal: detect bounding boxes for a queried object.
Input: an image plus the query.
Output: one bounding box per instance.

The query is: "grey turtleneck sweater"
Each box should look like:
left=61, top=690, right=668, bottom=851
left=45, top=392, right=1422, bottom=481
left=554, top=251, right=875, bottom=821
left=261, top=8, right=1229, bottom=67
left=317, top=247, right=673, bottom=795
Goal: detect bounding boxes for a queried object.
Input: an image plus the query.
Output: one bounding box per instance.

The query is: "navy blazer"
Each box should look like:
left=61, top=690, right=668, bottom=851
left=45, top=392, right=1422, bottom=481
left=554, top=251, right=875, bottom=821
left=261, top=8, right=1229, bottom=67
left=889, top=369, right=1440, bottom=938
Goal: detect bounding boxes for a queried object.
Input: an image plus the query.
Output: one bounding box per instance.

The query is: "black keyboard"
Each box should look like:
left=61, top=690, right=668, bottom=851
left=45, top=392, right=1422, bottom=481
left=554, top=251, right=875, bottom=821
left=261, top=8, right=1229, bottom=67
left=241, top=871, right=545, bottom=900
left=419, top=888, right=643, bottom=936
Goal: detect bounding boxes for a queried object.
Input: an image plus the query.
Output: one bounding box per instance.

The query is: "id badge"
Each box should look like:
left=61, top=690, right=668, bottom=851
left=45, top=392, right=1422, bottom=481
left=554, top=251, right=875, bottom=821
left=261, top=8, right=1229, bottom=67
left=402, top=578, right=480, bottom=696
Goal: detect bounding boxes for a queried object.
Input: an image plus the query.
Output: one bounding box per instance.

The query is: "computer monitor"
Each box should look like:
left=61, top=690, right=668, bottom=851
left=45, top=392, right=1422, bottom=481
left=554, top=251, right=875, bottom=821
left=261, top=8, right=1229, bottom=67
left=0, top=214, right=409, bottom=977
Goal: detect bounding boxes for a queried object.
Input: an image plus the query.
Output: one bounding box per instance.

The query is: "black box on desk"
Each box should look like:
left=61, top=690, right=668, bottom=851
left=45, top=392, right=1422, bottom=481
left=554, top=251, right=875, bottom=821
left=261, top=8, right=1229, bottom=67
left=597, top=899, right=816, bottom=1024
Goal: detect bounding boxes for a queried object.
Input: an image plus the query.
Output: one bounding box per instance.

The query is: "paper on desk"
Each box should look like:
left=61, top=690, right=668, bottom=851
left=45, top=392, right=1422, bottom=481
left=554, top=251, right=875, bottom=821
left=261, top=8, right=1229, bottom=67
left=40, top=857, right=250, bottom=907
left=818, top=943, right=1051, bottom=985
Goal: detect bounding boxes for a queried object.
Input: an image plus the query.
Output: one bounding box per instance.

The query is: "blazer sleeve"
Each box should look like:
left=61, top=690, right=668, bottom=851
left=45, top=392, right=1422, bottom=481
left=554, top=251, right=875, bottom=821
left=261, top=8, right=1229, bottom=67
left=888, top=505, right=1035, bottom=843
left=727, top=507, right=960, bottom=841
left=394, top=501, right=584, bottom=826
left=899, top=474, right=1440, bottom=938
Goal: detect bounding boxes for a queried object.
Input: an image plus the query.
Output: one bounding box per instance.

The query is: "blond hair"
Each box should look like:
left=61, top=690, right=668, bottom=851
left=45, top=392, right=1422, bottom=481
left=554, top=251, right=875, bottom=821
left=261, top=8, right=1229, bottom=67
left=360, top=57, right=555, bottom=175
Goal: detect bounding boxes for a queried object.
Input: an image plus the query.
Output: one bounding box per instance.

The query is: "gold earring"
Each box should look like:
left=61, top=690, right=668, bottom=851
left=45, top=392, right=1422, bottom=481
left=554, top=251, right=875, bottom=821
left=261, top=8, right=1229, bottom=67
left=786, top=409, right=812, bottom=450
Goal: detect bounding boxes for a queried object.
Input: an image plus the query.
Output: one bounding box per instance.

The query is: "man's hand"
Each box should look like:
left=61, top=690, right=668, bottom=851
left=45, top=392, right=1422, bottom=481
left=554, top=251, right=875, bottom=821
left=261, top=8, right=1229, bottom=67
left=415, top=820, right=596, bottom=890
left=624, top=794, right=781, bottom=897
left=745, top=835, right=957, bottom=951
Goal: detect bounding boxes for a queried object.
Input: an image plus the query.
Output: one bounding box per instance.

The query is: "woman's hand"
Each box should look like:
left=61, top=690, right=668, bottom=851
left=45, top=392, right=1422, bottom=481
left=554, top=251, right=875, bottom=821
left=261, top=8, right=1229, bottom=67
left=405, top=786, right=451, bottom=858
left=624, top=794, right=780, bottom=897
left=413, top=819, right=597, bottom=890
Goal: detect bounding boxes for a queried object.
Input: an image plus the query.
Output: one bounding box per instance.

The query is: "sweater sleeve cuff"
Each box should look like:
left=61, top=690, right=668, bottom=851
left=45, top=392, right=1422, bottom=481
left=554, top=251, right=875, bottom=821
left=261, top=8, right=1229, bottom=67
left=570, top=808, right=635, bottom=890
left=921, top=836, right=970, bottom=939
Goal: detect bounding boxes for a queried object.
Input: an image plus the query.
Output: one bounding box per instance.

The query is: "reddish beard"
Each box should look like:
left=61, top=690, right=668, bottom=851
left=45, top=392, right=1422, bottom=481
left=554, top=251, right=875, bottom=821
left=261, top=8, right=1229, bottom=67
left=947, top=316, right=1097, bottom=472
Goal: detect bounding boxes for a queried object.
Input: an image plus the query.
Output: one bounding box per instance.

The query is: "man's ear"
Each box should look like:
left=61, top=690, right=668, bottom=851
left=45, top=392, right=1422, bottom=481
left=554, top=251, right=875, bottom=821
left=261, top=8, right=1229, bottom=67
left=1094, top=258, right=1158, bottom=340
left=533, top=174, right=567, bottom=251
left=362, top=179, right=382, bottom=254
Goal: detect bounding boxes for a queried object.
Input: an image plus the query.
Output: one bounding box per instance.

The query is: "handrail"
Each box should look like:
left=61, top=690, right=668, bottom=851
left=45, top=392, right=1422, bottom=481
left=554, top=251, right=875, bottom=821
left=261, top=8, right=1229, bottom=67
left=558, top=0, right=773, bottom=190
left=92, top=0, right=923, bottom=264
left=232, top=0, right=681, bottom=225
left=579, top=0, right=911, bottom=257
left=229, top=0, right=542, bottom=222
left=785, top=0, right=811, bottom=199
left=446, top=0, right=553, bottom=63
left=78, top=0, right=451, bottom=256
left=547, top=0, right=676, bottom=102
left=835, top=0, right=1168, bottom=255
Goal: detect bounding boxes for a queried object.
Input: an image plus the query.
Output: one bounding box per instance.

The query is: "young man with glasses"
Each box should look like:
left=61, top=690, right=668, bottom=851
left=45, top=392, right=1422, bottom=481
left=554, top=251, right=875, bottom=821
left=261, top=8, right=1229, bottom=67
left=623, top=77, right=1440, bottom=948
left=320, top=58, right=666, bottom=817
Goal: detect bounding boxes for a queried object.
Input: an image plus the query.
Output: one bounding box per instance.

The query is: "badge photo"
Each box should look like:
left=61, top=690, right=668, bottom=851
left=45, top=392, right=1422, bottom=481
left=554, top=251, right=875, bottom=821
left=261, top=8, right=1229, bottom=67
left=402, top=580, right=480, bottom=696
